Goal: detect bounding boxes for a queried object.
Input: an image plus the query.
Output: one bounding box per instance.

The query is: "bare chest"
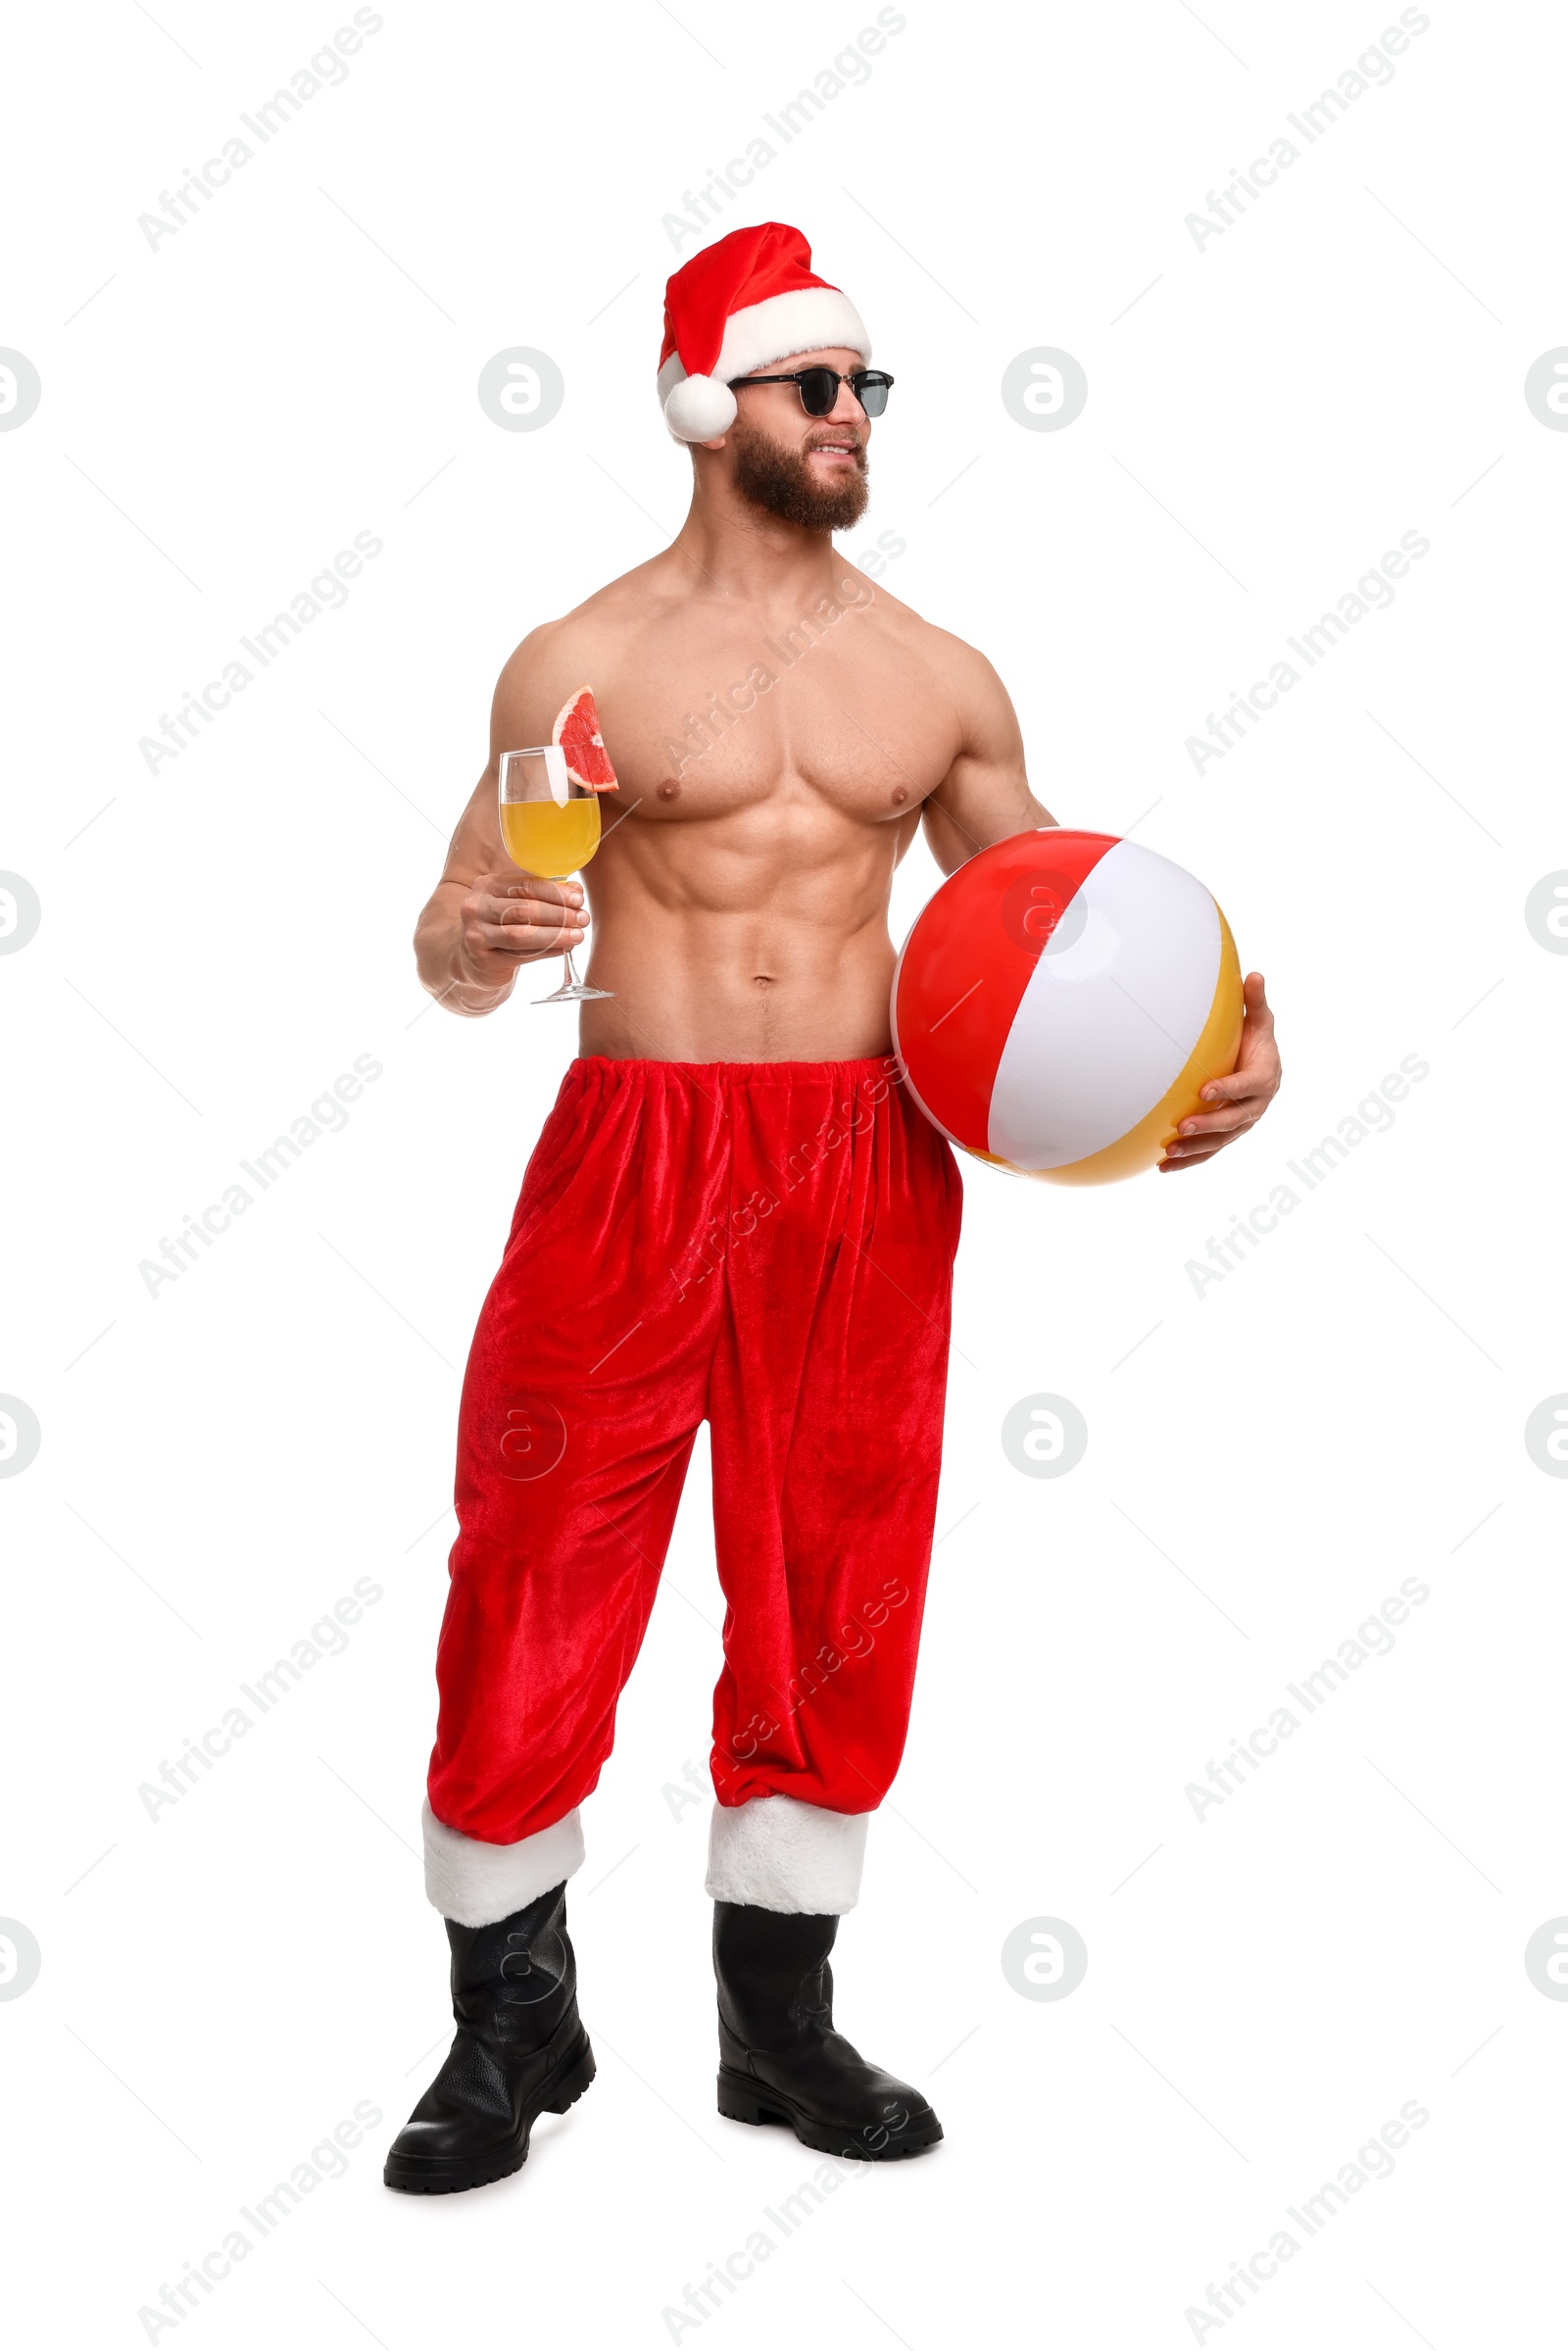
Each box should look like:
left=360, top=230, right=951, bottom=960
left=595, top=598, right=958, bottom=825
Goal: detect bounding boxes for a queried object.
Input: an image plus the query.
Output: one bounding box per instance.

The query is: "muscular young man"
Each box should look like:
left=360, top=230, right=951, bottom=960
left=384, top=222, right=1282, bottom=2193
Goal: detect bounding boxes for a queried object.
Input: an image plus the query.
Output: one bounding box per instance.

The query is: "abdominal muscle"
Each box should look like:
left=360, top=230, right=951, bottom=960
left=571, top=788, right=918, bottom=1065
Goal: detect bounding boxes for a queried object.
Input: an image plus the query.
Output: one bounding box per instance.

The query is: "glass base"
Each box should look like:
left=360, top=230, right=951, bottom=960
left=534, top=948, right=612, bottom=1004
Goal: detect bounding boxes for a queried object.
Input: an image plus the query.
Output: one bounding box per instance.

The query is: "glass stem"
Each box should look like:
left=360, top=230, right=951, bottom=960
left=561, top=947, right=580, bottom=988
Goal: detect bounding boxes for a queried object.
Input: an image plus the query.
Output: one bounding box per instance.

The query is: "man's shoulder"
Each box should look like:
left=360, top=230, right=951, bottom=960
left=858, top=573, right=1006, bottom=696
left=491, top=561, right=673, bottom=734
left=503, top=561, right=666, bottom=665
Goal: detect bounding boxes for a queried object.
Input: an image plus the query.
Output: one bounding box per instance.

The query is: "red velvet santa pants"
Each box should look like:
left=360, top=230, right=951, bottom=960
left=422, top=1053, right=963, bottom=1926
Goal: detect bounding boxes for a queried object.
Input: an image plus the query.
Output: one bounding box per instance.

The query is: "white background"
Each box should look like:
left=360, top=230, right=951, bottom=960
left=4, top=1, right=1564, bottom=2343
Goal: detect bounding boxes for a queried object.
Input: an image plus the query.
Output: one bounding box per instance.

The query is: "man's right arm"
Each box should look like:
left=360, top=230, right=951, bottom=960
left=413, top=630, right=590, bottom=1016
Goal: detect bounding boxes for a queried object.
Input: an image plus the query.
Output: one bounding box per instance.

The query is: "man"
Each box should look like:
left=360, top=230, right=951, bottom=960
left=384, top=222, right=1282, bottom=2193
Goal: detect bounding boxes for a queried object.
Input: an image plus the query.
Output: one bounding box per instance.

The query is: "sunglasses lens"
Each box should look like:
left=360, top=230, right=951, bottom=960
left=856, top=373, right=890, bottom=417
left=798, top=368, right=838, bottom=416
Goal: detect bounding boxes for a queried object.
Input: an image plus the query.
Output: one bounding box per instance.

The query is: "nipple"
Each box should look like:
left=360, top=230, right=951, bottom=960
left=891, top=786, right=908, bottom=805
left=658, top=777, right=682, bottom=801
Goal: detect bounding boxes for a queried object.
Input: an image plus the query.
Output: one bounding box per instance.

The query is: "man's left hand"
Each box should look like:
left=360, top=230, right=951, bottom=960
left=1158, top=971, right=1281, bottom=1171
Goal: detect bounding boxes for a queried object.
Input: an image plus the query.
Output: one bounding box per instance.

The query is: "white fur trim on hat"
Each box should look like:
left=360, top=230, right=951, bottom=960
left=715, top=285, right=870, bottom=381
left=422, top=1798, right=585, bottom=1928
left=705, top=1793, right=868, bottom=1914
left=660, top=285, right=872, bottom=444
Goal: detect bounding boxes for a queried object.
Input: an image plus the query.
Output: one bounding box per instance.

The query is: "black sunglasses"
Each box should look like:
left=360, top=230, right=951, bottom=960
left=728, top=366, right=894, bottom=418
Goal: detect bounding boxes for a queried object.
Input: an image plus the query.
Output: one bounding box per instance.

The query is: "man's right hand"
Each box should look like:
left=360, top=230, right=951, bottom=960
left=416, top=639, right=605, bottom=1013
left=454, top=872, right=588, bottom=989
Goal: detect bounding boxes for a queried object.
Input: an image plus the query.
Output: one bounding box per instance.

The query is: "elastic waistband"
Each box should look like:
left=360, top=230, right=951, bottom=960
left=569, top=1053, right=903, bottom=1088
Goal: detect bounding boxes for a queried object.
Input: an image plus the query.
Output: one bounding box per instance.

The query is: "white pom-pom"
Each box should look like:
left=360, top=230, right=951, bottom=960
left=663, top=373, right=738, bottom=443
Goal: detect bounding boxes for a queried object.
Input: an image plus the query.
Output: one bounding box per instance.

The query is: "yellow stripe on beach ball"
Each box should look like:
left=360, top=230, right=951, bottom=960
left=1026, top=910, right=1244, bottom=1185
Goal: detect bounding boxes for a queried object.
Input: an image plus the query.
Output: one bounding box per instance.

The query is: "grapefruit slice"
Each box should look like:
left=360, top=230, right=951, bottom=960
left=552, top=686, right=618, bottom=792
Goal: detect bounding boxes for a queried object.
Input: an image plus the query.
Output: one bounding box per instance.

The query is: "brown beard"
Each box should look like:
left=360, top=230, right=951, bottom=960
left=731, top=418, right=869, bottom=531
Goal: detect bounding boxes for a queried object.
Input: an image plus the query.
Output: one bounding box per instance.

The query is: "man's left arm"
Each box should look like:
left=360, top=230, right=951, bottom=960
left=918, top=638, right=1281, bottom=1171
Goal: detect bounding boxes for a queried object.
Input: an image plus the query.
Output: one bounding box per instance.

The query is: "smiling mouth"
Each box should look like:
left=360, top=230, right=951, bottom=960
left=808, top=441, right=860, bottom=461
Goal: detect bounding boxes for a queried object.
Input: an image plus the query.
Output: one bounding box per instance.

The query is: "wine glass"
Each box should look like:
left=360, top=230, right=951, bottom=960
left=497, top=745, right=612, bottom=1004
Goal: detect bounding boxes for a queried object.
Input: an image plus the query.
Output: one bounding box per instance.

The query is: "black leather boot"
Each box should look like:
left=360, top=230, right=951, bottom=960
left=384, top=1882, right=594, bottom=2193
left=713, top=1901, right=942, bottom=2160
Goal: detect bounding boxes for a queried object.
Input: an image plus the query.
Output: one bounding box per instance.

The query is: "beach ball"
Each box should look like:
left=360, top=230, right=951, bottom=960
left=891, top=829, right=1244, bottom=1184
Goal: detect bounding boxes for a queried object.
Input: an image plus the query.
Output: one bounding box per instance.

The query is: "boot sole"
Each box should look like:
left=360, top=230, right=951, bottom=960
left=383, top=2033, right=596, bottom=2194
left=716, top=2065, right=943, bottom=2161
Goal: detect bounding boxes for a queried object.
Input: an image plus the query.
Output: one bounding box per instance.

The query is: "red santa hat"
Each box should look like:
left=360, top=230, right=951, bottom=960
left=658, top=221, right=871, bottom=444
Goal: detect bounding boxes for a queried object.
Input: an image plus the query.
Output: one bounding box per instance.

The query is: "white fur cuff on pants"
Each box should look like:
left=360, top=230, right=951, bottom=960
left=422, top=1800, right=585, bottom=1928
left=705, top=1794, right=868, bottom=1914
